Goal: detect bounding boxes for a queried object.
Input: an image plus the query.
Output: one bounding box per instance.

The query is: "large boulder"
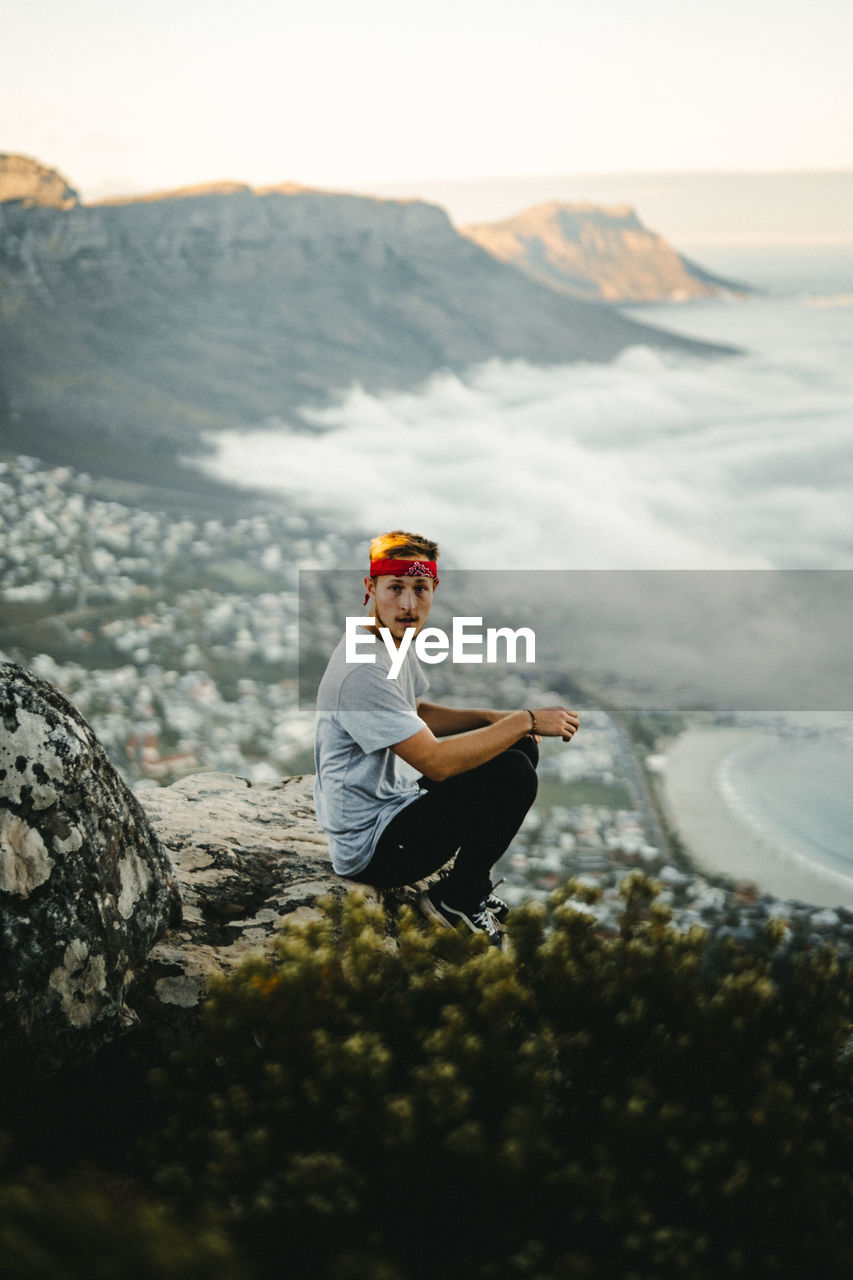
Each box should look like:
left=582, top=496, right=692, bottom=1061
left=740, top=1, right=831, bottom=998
left=0, top=663, right=181, bottom=1067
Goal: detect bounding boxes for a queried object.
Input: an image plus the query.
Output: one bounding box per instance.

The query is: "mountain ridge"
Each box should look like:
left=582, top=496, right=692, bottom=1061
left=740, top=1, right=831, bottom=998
left=0, top=155, right=736, bottom=489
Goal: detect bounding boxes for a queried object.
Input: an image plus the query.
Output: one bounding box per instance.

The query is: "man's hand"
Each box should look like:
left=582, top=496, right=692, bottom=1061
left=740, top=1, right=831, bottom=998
left=529, top=706, right=580, bottom=742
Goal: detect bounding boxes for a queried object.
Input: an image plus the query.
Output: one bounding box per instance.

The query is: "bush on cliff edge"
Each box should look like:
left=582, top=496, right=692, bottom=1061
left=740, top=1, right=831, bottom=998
left=150, top=875, right=853, bottom=1279
left=0, top=1161, right=245, bottom=1280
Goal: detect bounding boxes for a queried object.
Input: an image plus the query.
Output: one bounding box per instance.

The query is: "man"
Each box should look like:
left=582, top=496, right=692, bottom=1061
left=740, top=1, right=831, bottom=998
left=313, top=530, right=580, bottom=943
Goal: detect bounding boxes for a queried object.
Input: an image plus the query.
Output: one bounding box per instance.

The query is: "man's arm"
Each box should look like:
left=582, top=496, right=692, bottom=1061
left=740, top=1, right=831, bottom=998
left=394, top=706, right=579, bottom=782
left=416, top=701, right=513, bottom=737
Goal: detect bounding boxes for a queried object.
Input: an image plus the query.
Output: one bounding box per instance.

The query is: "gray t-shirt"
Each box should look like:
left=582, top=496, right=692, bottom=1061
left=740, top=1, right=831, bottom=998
left=313, top=633, right=430, bottom=877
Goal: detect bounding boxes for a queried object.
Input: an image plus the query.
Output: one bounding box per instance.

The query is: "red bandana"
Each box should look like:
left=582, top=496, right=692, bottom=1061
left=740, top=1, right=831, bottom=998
left=363, top=559, right=439, bottom=605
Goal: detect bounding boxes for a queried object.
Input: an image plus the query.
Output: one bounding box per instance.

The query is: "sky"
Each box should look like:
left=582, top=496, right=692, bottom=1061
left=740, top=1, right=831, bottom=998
left=4, top=0, right=853, bottom=207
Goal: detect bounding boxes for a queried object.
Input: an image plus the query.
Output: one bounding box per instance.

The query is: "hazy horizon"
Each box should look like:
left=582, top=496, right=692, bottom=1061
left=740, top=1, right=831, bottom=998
left=14, top=159, right=853, bottom=254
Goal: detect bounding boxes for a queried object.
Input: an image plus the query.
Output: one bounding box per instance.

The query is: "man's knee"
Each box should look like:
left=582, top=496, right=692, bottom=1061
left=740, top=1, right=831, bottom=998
left=508, top=735, right=539, bottom=770
left=434, top=743, right=538, bottom=814
left=489, top=746, right=538, bottom=808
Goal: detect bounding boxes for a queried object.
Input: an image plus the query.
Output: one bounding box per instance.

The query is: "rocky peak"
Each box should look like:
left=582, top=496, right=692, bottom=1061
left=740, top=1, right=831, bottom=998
left=462, top=201, right=744, bottom=303
left=0, top=153, right=79, bottom=209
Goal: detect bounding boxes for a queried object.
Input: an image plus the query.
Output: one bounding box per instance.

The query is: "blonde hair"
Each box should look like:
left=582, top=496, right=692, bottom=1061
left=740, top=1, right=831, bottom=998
left=369, top=530, right=439, bottom=562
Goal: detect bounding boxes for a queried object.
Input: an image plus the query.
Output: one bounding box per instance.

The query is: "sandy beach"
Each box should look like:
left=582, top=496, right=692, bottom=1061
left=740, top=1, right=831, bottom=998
left=658, top=725, right=853, bottom=909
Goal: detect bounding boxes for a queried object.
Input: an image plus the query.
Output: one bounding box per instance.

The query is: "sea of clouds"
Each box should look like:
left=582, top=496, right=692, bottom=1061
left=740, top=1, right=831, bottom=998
left=198, top=293, right=853, bottom=573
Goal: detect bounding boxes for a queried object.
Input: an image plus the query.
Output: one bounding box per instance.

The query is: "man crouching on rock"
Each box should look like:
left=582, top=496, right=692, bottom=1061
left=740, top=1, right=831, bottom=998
left=313, top=529, right=580, bottom=945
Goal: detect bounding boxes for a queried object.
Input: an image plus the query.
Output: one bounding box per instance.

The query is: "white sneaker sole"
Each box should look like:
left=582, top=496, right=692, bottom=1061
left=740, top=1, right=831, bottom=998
left=416, top=889, right=454, bottom=928
left=420, top=892, right=502, bottom=946
left=417, top=891, right=486, bottom=933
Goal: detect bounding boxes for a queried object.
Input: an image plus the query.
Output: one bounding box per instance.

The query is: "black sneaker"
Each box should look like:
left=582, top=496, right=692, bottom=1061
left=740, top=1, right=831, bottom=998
left=418, top=886, right=503, bottom=947
left=484, top=878, right=510, bottom=926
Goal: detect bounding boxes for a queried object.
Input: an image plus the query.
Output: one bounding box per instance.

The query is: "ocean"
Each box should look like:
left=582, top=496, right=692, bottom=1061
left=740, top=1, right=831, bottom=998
left=718, top=717, right=853, bottom=895
left=635, top=245, right=853, bottom=890
left=195, top=173, right=853, bottom=888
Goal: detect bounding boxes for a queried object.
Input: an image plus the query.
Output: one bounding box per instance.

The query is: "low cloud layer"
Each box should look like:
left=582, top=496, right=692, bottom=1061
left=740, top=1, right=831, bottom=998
left=199, top=296, right=853, bottom=572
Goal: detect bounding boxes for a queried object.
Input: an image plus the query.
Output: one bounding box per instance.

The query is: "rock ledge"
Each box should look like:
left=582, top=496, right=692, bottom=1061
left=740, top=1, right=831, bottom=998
left=132, top=772, right=360, bottom=1021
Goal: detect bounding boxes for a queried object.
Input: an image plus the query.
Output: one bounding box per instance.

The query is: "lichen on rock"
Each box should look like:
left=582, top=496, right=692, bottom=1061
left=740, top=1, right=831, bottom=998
left=47, top=939, right=109, bottom=1030
left=0, top=810, right=55, bottom=896
left=0, top=662, right=182, bottom=1067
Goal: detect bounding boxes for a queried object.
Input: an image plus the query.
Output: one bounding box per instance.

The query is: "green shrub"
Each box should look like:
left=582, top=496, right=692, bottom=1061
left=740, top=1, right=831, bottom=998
left=0, top=1167, right=245, bottom=1279
left=150, top=879, right=853, bottom=1279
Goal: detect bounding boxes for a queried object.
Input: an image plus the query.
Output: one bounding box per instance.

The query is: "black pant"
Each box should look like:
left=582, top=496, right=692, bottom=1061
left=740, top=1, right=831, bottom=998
left=353, top=736, right=538, bottom=911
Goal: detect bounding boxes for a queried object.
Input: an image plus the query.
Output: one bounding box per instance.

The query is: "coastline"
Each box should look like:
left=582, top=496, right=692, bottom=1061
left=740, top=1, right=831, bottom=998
left=657, top=725, right=853, bottom=909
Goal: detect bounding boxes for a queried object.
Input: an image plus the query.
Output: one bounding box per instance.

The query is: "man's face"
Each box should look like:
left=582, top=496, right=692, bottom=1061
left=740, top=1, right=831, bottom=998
left=365, top=559, right=436, bottom=646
